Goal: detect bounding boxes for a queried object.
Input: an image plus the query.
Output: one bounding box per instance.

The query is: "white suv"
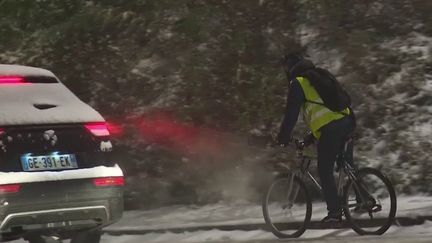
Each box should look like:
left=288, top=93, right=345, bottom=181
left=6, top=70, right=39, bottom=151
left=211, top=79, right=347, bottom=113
left=0, top=65, right=124, bottom=243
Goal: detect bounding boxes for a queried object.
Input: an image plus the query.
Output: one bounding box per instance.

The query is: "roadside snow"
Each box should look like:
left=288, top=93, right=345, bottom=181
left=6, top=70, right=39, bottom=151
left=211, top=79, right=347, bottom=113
left=0, top=164, right=123, bottom=184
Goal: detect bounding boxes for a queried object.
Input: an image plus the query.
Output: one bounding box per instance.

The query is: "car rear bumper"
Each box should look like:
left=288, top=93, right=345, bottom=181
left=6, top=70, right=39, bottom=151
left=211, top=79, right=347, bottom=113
left=0, top=180, right=123, bottom=233
left=1, top=205, right=109, bottom=232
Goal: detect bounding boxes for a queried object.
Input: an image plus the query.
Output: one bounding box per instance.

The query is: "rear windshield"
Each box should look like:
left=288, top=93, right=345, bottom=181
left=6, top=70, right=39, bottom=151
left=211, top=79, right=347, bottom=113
left=25, top=76, right=59, bottom=83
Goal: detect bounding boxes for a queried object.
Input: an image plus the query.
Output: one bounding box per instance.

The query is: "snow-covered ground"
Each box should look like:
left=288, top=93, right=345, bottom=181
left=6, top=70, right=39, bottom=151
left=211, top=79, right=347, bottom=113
left=10, top=224, right=432, bottom=243
left=101, top=223, right=432, bottom=243
left=8, top=196, right=432, bottom=242
left=106, top=196, right=432, bottom=232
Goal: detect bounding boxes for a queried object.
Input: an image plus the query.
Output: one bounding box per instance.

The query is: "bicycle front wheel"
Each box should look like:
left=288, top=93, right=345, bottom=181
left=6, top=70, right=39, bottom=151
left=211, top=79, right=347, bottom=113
left=343, top=168, right=397, bottom=235
left=262, top=175, right=311, bottom=238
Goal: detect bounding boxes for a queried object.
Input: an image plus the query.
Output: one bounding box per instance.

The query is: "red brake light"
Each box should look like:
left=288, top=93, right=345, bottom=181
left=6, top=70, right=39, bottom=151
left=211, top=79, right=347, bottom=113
left=0, top=184, right=21, bottom=194
left=85, top=122, right=110, bottom=136
left=93, top=177, right=124, bottom=187
left=0, top=76, right=27, bottom=84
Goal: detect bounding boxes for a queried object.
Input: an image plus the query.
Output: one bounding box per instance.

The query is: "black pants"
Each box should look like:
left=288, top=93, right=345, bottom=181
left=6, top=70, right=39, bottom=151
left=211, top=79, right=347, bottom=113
left=317, top=115, right=355, bottom=214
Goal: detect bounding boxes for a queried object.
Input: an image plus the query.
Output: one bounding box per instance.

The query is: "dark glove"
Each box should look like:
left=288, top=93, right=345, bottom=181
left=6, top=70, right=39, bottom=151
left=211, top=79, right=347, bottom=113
left=302, top=131, right=315, bottom=146
left=276, top=132, right=291, bottom=147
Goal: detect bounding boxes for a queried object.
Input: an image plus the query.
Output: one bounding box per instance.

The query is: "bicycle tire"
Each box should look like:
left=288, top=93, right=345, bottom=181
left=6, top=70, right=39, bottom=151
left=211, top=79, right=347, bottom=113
left=262, top=174, right=312, bottom=238
left=343, top=168, right=397, bottom=235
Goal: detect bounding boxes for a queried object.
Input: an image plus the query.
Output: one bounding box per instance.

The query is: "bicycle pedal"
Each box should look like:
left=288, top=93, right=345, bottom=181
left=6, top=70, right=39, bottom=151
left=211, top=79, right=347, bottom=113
left=371, top=205, right=382, bottom=213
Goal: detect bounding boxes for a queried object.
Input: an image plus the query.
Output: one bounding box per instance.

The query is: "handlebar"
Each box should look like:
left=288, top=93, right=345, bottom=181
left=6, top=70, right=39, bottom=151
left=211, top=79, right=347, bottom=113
left=272, top=131, right=315, bottom=151
left=294, top=138, right=306, bottom=150
left=248, top=131, right=315, bottom=151
left=271, top=137, right=313, bottom=151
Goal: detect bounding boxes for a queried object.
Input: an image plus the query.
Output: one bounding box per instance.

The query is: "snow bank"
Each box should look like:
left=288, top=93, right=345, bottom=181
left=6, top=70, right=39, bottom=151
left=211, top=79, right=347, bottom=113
left=0, top=164, right=123, bottom=184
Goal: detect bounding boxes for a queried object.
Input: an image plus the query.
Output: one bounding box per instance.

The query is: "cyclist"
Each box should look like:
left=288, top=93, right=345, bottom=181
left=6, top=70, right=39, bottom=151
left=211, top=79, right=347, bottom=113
left=276, top=53, right=356, bottom=223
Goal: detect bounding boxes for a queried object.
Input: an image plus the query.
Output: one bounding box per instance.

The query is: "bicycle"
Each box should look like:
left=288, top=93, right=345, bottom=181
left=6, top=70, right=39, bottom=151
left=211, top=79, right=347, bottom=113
left=262, top=135, right=397, bottom=238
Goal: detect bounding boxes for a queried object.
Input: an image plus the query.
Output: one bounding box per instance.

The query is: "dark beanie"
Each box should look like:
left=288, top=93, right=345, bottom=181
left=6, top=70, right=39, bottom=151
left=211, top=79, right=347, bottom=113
left=283, top=53, right=303, bottom=70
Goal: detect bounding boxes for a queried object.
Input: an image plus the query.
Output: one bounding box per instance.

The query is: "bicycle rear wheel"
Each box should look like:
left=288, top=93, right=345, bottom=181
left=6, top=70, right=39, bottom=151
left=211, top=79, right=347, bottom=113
left=343, top=168, right=397, bottom=235
left=262, top=174, right=311, bottom=238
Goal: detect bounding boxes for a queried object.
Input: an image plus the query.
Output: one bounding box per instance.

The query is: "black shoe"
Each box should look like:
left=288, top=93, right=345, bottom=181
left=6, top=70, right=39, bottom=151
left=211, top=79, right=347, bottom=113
left=321, top=212, right=342, bottom=224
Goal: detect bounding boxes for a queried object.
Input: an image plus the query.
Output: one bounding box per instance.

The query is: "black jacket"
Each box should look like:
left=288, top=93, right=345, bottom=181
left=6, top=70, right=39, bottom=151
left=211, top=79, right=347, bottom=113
left=277, top=59, right=315, bottom=143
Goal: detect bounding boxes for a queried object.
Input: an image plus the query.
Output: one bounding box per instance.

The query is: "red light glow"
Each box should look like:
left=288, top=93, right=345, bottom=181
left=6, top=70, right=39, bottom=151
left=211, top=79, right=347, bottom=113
left=136, top=117, right=198, bottom=145
left=106, top=121, right=124, bottom=137
left=85, top=122, right=110, bottom=136
left=0, top=76, right=27, bottom=84
left=93, top=177, right=124, bottom=187
left=0, top=184, right=21, bottom=194
left=133, top=114, right=225, bottom=157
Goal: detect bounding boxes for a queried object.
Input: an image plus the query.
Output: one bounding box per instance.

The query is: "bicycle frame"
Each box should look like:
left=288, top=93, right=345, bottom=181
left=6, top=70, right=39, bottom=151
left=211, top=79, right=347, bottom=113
left=283, top=139, right=361, bottom=204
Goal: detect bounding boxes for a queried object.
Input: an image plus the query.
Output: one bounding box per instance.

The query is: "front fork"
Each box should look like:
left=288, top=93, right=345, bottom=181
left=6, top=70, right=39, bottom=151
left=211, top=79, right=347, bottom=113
left=285, top=171, right=301, bottom=209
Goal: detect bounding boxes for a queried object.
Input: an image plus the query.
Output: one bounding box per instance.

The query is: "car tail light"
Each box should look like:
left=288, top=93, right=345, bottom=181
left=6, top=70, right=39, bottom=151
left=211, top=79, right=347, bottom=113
left=85, top=122, right=110, bottom=137
left=0, top=184, right=21, bottom=194
left=93, top=177, right=124, bottom=187
left=0, top=76, right=27, bottom=84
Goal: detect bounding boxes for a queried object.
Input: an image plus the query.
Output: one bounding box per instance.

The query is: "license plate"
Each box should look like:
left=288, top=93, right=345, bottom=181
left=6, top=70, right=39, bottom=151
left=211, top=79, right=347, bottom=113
left=21, top=154, right=78, bottom=171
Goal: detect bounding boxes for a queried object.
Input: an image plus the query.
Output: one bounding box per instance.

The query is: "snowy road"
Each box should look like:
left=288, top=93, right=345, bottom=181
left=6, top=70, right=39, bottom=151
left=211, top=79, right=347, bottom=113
left=10, top=225, right=432, bottom=243
left=7, top=196, right=432, bottom=242
left=100, top=224, right=432, bottom=243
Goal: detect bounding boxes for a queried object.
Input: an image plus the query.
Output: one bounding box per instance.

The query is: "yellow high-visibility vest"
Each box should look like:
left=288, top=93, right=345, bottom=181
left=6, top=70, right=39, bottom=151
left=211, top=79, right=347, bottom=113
left=296, top=76, right=350, bottom=139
